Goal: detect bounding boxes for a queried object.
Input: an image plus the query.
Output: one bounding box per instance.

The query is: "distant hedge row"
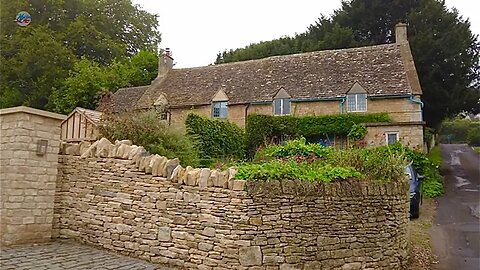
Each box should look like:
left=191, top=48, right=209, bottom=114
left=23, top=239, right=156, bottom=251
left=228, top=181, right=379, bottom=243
left=245, top=113, right=391, bottom=156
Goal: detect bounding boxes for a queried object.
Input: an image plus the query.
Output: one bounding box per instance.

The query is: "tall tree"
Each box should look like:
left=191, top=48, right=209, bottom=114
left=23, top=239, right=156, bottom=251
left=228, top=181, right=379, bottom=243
left=50, top=50, right=159, bottom=114
left=0, top=0, right=160, bottom=110
left=215, top=0, right=479, bottom=128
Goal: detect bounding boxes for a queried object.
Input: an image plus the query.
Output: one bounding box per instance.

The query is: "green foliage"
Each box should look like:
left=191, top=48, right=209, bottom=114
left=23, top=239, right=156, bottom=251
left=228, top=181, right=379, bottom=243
left=329, top=147, right=406, bottom=183
left=347, top=124, right=367, bottom=141
left=266, top=137, right=330, bottom=159
left=99, top=111, right=200, bottom=167
left=246, top=138, right=406, bottom=183
left=0, top=26, right=75, bottom=109
left=254, top=137, right=331, bottom=162
left=467, top=126, right=480, bottom=146
left=439, top=118, right=480, bottom=145
left=50, top=51, right=159, bottom=114
left=0, top=0, right=160, bottom=110
left=387, top=143, right=444, bottom=198
left=246, top=113, right=390, bottom=156
left=215, top=0, right=479, bottom=128
left=236, top=160, right=360, bottom=183
left=185, top=114, right=246, bottom=166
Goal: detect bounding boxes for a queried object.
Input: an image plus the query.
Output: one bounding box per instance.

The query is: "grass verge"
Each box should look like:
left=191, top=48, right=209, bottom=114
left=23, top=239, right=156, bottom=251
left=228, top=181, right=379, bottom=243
left=407, top=198, right=439, bottom=269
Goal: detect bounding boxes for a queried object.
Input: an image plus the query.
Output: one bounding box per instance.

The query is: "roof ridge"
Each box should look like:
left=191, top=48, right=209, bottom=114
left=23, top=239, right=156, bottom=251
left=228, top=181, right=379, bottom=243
left=174, top=43, right=399, bottom=71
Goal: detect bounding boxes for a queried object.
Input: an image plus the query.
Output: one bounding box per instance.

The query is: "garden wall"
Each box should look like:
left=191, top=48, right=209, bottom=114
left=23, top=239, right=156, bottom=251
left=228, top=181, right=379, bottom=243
left=54, top=139, right=410, bottom=270
left=0, top=106, right=65, bottom=246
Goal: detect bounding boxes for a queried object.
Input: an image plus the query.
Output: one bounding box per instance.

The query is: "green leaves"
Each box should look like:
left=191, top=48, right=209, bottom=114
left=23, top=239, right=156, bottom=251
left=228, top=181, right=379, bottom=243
left=99, top=111, right=200, bottom=167
left=246, top=113, right=390, bottom=156
left=185, top=114, right=246, bottom=166
left=50, top=51, right=158, bottom=114
left=236, top=160, right=361, bottom=183
left=0, top=0, right=160, bottom=111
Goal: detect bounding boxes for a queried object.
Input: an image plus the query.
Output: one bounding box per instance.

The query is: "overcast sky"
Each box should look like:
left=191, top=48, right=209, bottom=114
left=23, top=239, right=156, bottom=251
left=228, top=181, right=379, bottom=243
left=133, top=0, right=479, bottom=68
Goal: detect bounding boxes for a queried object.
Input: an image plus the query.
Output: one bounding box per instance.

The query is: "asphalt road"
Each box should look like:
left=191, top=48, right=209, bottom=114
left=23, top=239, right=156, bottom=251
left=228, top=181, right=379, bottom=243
left=430, top=144, right=480, bottom=270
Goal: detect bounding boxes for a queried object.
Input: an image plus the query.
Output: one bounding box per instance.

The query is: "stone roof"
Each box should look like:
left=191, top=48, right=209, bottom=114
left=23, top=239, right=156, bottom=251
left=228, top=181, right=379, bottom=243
left=108, top=86, right=149, bottom=112
left=76, top=107, right=102, bottom=124
left=112, top=43, right=420, bottom=110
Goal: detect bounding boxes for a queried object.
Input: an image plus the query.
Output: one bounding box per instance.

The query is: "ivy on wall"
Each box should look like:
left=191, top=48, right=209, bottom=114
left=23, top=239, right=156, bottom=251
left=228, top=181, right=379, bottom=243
left=186, top=114, right=246, bottom=165
left=246, top=113, right=391, bottom=156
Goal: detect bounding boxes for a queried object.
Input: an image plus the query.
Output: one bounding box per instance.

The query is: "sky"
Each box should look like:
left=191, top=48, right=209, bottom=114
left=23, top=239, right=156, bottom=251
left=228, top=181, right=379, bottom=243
left=133, top=0, right=480, bottom=68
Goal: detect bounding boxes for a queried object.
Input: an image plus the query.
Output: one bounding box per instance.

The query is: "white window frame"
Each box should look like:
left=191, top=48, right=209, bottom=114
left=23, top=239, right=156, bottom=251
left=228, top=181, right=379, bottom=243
left=346, top=93, right=367, bottom=112
left=385, top=132, right=399, bottom=145
left=212, top=101, right=228, bottom=118
left=273, top=98, right=291, bottom=116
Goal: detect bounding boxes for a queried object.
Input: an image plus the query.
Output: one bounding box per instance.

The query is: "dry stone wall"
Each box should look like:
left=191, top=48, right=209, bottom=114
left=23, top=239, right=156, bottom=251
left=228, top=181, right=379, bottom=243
left=54, top=138, right=410, bottom=270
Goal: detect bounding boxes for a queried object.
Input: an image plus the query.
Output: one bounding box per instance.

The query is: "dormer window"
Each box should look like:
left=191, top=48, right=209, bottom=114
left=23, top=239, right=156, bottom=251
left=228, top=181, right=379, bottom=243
left=274, top=98, right=291, bottom=115
left=212, top=89, right=229, bottom=118
left=273, top=87, right=291, bottom=116
left=347, top=94, right=367, bottom=112
left=212, top=101, right=228, bottom=118
left=346, top=82, right=368, bottom=112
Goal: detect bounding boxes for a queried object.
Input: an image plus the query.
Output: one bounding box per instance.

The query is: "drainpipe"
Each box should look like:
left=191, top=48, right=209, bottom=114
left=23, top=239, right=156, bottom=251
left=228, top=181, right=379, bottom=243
left=409, top=95, right=424, bottom=121
left=409, top=95, right=424, bottom=108
left=244, top=103, right=250, bottom=127
left=340, top=97, right=346, bottom=113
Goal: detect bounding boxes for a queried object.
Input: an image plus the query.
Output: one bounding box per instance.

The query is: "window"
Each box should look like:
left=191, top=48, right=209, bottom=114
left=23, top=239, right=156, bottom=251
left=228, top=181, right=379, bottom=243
left=212, top=101, right=228, bottom=118
left=274, top=98, right=291, bottom=115
left=386, top=132, right=399, bottom=145
left=347, top=94, right=367, bottom=112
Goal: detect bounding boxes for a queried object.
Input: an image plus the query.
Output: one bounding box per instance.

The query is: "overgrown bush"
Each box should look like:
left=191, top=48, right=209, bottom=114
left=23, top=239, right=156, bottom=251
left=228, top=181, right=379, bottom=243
left=467, top=125, right=480, bottom=146
left=236, top=160, right=360, bottom=183
left=246, top=113, right=391, bottom=156
left=99, top=110, right=200, bottom=167
left=387, top=143, right=444, bottom=198
left=185, top=114, right=246, bottom=166
left=242, top=138, right=406, bottom=183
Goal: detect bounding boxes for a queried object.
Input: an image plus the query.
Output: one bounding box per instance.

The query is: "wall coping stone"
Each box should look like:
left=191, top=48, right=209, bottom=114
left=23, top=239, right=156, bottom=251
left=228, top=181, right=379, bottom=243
left=0, top=106, right=66, bottom=120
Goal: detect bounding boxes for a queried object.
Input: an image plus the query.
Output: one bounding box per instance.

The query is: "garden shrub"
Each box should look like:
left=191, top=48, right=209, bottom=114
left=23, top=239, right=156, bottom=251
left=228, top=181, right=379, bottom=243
left=243, top=138, right=406, bottom=183
left=467, top=125, right=480, bottom=146
left=99, top=110, right=200, bottom=167
left=185, top=114, right=246, bottom=166
left=386, top=143, right=444, bottom=198
left=245, top=113, right=391, bottom=156
left=236, top=160, right=361, bottom=183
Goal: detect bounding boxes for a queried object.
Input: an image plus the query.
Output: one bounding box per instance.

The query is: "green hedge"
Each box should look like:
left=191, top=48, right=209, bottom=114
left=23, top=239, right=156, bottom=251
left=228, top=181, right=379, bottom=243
left=439, top=119, right=480, bottom=145
left=186, top=114, right=246, bottom=166
left=245, top=113, right=391, bottom=156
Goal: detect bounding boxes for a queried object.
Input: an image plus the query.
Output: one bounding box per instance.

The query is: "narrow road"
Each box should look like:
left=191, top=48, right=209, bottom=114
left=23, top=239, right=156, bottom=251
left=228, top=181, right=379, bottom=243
left=430, top=144, right=480, bottom=270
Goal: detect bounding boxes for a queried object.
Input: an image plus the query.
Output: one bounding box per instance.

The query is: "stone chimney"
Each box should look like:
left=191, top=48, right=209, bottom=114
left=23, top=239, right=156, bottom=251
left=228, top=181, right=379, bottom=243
left=395, top=23, right=408, bottom=44
left=158, top=48, right=174, bottom=77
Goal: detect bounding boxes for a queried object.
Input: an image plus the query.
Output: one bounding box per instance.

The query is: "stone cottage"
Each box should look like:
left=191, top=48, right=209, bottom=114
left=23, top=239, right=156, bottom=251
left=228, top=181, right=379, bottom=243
left=101, top=23, right=425, bottom=150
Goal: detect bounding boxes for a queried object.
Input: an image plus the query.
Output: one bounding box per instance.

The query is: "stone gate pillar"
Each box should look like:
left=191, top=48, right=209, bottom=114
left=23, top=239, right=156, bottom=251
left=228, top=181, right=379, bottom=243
left=0, top=106, right=65, bottom=246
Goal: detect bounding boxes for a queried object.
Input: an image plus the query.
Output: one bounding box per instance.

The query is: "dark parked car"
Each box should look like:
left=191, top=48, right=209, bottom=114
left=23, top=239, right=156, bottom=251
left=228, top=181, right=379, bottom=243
left=405, top=162, right=424, bottom=219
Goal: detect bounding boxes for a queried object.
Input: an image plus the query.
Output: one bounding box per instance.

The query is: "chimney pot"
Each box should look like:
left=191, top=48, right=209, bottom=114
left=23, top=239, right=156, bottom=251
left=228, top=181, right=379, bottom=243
left=158, top=47, right=174, bottom=77
left=395, top=23, right=408, bottom=44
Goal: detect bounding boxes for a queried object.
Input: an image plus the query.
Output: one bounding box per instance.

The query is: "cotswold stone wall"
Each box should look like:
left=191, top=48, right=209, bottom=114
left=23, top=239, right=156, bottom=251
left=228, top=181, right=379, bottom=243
left=0, top=106, right=65, bottom=246
left=54, top=139, right=410, bottom=270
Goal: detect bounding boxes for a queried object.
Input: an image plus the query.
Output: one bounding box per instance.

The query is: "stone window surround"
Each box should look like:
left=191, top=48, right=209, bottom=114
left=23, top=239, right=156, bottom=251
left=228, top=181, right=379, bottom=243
left=386, top=131, right=399, bottom=145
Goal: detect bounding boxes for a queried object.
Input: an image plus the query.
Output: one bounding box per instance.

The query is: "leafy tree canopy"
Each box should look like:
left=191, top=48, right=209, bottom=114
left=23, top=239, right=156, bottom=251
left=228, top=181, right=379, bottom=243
left=1, top=0, right=160, bottom=112
left=215, top=0, right=480, bottom=128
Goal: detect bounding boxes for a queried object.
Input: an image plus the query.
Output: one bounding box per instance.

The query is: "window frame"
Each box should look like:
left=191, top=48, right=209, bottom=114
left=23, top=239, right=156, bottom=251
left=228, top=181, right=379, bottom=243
left=385, top=132, right=399, bottom=145
left=346, top=93, right=367, bottom=112
left=273, top=98, right=291, bottom=116
left=212, top=101, right=228, bottom=118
